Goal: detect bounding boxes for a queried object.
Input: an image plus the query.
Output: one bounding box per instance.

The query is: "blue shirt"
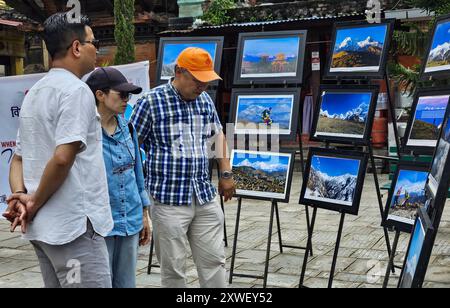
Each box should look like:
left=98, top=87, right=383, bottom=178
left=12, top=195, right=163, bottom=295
left=102, top=115, right=150, bottom=236
left=131, top=81, right=223, bottom=206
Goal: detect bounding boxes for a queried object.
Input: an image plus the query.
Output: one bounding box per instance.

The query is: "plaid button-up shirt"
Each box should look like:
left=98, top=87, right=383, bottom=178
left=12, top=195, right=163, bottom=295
left=131, top=81, right=223, bottom=206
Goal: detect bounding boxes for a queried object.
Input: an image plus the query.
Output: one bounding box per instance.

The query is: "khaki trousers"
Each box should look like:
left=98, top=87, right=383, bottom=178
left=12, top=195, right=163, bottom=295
left=150, top=195, right=226, bottom=288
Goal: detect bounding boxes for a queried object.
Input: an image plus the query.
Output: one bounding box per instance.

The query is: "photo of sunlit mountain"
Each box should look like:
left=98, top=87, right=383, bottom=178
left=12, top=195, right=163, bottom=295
left=408, top=95, right=450, bottom=146
left=240, top=37, right=300, bottom=78
left=231, top=151, right=291, bottom=200
left=315, top=91, right=373, bottom=139
left=425, top=20, right=450, bottom=73
left=399, top=217, right=426, bottom=288
left=305, top=155, right=361, bottom=206
left=387, top=169, right=428, bottom=225
left=331, top=24, right=388, bottom=72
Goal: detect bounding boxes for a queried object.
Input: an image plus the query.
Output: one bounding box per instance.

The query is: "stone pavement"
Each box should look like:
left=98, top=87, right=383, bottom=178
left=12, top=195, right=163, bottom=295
left=0, top=172, right=449, bottom=288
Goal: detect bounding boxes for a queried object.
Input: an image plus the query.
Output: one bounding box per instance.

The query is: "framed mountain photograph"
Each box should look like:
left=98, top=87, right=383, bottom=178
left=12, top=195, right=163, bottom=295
left=156, top=37, right=224, bottom=85
left=325, top=21, right=394, bottom=78
left=427, top=109, right=450, bottom=198
left=233, top=30, right=307, bottom=85
left=398, top=207, right=435, bottom=288
left=403, top=88, right=450, bottom=153
left=299, top=148, right=369, bottom=216
left=310, top=86, right=379, bottom=145
left=421, top=14, right=450, bottom=80
left=383, top=162, right=430, bottom=233
left=229, top=88, right=301, bottom=140
left=231, top=150, right=294, bottom=203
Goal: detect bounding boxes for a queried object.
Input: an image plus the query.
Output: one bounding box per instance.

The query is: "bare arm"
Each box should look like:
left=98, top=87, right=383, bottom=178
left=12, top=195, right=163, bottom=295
left=9, top=154, right=26, bottom=194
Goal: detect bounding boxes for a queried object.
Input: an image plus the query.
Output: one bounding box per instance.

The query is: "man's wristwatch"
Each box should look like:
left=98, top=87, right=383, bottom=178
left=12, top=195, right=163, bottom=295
left=220, top=171, right=233, bottom=180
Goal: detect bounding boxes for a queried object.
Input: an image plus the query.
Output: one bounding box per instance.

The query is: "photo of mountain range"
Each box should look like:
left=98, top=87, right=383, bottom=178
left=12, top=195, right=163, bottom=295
left=330, top=24, right=388, bottom=72
left=315, top=91, right=373, bottom=139
left=425, top=19, right=450, bottom=73
left=400, top=216, right=426, bottom=288
left=305, top=155, right=361, bottom=206
left=231, top=150, right=291, bottom=200
left=240, top=37, right=300, bottom=78
left=235, top=95, right=294, bottom=135
left=161, top=42, right=217, bottom=80
left=387, top=169, right=428, bottom=225
left=408, top=95, right=450, bottom=147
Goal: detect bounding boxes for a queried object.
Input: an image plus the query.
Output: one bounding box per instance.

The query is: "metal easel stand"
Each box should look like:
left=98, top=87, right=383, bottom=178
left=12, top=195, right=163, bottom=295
left=382, top=228, right=403, bottom=288
left=298, top=207, right=346, bottom=288
left=228, top=198, right=278, bottom=288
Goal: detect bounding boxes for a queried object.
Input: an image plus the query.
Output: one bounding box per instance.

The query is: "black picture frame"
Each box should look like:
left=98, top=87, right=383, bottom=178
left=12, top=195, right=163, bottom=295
left=402, top=87, right=450, bottom=154
left=229, top=88, right=301, bottom=141
left=420, top=13, right=450, bottom=81
left=230, top=149, right=295, bottom=203
left=310, top=85, right=379, bottom=145
left=425, top=108, right=450, bottom=225
left=382, top=161, right=430, bottom=233
left=398, top=207, right=435, bottom=288
left=325, top=20, right=394, bottom=79
left=155, top=36, right=224, bottom=86
left=233, top=30, right=307, bottom=85
left=299, top=148, right=369, bottom=216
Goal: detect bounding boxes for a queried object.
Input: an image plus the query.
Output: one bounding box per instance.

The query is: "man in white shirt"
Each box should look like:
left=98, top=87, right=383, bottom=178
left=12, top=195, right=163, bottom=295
left=2, top=12, right=113, bottom=288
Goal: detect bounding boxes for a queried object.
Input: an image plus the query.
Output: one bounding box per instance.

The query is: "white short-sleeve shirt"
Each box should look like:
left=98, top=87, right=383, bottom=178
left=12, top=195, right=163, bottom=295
left=17, top=68, right=113, bottom=245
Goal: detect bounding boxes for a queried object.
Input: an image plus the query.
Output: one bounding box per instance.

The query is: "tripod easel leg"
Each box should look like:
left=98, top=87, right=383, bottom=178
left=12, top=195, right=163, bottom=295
left=328, top=212, right=346, bottom=288
left=383, top=230, right=401, bottom=288
left=368, top=144, right=393, bottom=273
left=263, top=201, right=276, bottom=288
left=229, top=197, right=242, bottom=284
left=299, top=206, right=318, bottom=288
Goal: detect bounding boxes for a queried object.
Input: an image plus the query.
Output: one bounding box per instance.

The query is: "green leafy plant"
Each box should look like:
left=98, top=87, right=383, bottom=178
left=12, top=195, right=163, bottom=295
left=389, top=1, right=450, bottom=94
left=202, top=0, right=236, bottom=26
left=114, top=0, right=136, bottom=65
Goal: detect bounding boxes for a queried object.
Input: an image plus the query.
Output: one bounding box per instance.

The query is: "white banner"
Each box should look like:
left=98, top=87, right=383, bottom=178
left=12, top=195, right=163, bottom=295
left=0, top=61, right=150, bottom=216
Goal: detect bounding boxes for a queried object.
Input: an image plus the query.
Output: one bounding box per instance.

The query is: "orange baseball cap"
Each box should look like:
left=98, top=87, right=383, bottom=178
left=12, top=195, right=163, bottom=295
left=176, top=47, right=222, bottom=83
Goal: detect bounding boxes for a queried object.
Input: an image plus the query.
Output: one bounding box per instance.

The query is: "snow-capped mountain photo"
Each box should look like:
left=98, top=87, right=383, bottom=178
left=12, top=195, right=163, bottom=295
left=231, top=150, right=292, bottom=199
left=315, top=91, right=374, bottom=139
left=304, top=155, right=361, bottom=207
left=306, top=167, right=357, bottom=206
left=335, top=36, right=383, bottom=53
left=236, top=159, right=288, bottom=173
left=425, top=20, right=450, bottom=73
left=331, top=24, right=388, bottom=72
left=320, top=102, right=369, bottom=123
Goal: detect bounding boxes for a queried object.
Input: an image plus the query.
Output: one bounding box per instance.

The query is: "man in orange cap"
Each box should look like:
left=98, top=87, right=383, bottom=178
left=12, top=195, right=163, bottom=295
left=131, top=47, right=235, bottom=288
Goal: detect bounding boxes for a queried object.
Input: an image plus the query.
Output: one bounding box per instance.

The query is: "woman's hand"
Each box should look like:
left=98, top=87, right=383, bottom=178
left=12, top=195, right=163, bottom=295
left=139, top=209, right=151, bottom=246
